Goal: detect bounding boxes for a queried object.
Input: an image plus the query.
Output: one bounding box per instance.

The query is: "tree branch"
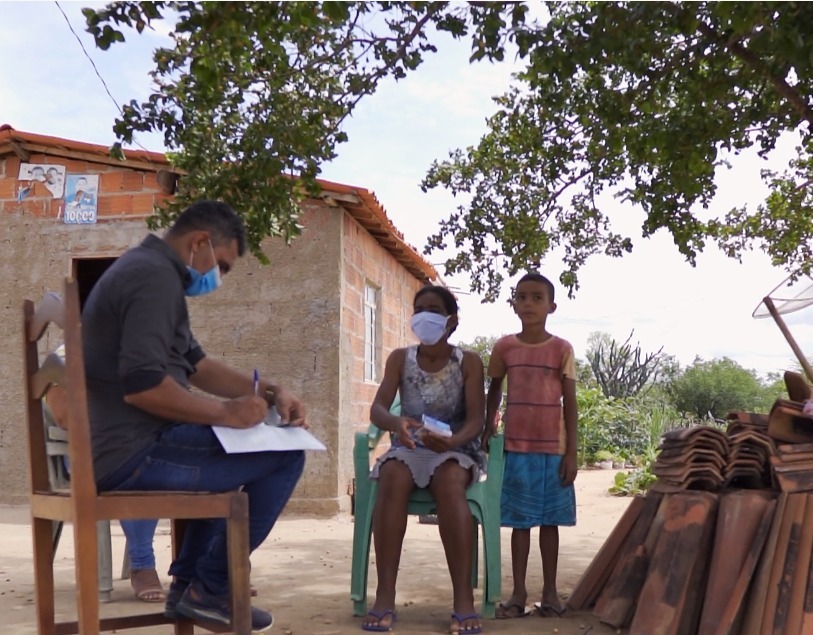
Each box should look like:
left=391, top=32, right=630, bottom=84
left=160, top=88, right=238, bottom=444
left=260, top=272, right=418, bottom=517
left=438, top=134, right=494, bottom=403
left=695, top=19, right=813, bottom=128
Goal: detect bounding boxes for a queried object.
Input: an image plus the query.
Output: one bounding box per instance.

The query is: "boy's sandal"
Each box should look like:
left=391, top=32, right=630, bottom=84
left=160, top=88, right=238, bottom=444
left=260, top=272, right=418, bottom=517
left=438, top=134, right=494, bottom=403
left=450, top=612, right=482, bottom=634
left=130, top=568, right=166, bottom=603
left=361, top=608, right=397, bottom=632
left=495, top=602, right=531, bottom=619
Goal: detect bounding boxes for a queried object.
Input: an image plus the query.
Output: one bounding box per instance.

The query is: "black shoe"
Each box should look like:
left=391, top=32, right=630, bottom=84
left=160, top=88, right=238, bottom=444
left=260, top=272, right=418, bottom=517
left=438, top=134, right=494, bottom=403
left=164, top=578, right=189, bottom=619
left=175, top=578, right=273, bottom=633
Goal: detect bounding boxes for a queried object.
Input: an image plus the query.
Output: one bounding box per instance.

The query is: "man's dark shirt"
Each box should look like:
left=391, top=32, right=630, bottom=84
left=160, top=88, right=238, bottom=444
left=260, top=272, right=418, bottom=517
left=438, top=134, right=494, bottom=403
left=83, top=234, right=205, bottom=483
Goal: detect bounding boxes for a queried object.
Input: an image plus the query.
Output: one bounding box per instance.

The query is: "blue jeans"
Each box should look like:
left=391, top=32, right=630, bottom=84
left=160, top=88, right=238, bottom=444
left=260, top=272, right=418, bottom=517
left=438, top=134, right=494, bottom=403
left=121, top=519, right=159, bottom=570
left=97, top=424, right=305, bottom=595
left=65, top=456, right=159, bottom=570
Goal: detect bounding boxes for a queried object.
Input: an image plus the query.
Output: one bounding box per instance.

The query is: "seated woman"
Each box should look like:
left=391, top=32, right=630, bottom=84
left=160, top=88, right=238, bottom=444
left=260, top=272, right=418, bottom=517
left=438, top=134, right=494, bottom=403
left=362, top=285, right=486, bottom=634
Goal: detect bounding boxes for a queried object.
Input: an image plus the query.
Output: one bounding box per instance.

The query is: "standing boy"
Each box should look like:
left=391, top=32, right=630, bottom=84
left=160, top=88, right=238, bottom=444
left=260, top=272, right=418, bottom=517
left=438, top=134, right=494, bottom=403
left=483, top=272, right=578, bottom=619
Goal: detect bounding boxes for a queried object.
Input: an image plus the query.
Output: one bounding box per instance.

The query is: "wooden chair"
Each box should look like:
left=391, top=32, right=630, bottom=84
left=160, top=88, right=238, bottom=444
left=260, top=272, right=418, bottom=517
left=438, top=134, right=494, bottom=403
left=23, top=278, right=252, bottom=635
left=350, top=424, right=505, bottom=618
left=43, top=409, right=116, bottom=603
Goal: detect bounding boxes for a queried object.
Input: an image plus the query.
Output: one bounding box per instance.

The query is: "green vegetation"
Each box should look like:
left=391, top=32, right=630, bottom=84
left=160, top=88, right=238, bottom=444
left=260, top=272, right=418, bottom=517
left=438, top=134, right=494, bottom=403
left=86, top=2, right=813, bottom=297
left=585, top=331, right=666, bottom=399
left=469, top=330, right=788, bottom=495
left=668, top=357, right=786, bottom=420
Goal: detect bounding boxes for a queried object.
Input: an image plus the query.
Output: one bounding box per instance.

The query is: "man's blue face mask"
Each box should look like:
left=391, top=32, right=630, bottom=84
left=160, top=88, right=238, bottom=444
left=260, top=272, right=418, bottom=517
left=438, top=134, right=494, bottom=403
left=185, top=240, right=222, bottom=297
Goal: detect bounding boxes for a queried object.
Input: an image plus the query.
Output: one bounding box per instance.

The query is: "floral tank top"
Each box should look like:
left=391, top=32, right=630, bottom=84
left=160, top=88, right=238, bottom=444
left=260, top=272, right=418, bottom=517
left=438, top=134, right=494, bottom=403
left=395, top=346, right=483, bottom=464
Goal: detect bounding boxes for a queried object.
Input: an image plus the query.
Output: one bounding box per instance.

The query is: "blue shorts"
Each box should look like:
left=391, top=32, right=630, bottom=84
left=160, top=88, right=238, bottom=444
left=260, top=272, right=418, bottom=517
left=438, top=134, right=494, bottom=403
left=500, top=452, right=576, bottom=528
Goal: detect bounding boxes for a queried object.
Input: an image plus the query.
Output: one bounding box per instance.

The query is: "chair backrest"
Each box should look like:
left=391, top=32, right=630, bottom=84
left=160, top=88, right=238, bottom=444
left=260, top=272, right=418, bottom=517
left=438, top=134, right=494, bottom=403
left=23, top=278, right=97, bottom=505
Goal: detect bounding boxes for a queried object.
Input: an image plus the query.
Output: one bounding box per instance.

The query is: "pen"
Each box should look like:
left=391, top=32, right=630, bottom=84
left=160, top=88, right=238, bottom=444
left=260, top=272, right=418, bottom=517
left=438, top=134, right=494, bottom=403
left=253, top=369, right=259, bottom=396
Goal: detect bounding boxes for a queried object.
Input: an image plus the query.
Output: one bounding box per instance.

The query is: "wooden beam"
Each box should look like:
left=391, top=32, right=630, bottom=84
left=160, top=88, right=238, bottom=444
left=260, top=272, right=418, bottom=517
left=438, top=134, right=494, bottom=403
left=10, top=140, right=30, bottom=161
left=322, top=191, right=362, bottom=206
left=19, top=143, right=169, bottom=173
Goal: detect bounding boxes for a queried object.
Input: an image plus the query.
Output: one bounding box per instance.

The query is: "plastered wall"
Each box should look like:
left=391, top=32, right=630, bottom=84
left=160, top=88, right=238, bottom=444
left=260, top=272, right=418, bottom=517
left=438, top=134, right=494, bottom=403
left=1, top=152, right=423, bottom=515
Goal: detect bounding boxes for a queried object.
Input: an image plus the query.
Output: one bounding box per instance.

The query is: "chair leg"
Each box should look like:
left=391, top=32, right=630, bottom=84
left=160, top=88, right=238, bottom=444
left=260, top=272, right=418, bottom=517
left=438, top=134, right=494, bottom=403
left=33, top=517, right=57, bottom=635
left=174, top=617, right=195, bottom=635
left=350, top=480, right=378, bottom=617
left=97, top=520, right=114, bottom=603
left=227, top=495, right=252, bottom=635
left=170, top=519, right=195, bottom=635
left=480, top=511, right=501, bottom=619
left=73, top=516, right=101, bottom=635
left=120, top=537, right=131, bottom=580
left=470, top=522, right=479, bottom=590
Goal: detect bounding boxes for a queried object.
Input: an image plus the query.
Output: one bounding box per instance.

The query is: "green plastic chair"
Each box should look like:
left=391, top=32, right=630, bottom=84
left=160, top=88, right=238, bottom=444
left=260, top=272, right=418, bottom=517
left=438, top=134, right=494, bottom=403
left=350, top=425, right=505, bottom=618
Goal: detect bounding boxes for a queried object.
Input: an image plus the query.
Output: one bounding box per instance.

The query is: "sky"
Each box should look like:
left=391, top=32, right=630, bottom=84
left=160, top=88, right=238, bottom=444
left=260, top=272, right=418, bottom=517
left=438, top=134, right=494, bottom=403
left=2, top=1, right=812, bottom=377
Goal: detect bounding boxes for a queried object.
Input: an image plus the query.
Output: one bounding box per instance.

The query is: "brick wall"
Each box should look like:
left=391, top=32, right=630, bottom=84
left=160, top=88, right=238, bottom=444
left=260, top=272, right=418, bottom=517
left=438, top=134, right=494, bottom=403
left=0, top=153, right=170, bottom=221
left=338, top=213, right=425, bottom=492
left=0, top=151, right=426, bottom=515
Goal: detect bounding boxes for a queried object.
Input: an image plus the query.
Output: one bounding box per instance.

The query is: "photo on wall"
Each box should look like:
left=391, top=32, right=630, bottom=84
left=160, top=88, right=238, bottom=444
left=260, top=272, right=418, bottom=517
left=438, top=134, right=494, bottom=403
left=63, top=174, right=99, bottom=224
left=17, top=162, right=66, bottom=199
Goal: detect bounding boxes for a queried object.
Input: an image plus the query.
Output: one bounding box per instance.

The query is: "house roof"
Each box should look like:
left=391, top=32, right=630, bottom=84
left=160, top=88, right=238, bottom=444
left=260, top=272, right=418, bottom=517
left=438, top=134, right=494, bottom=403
left=0, top=124, right=170, bottom=171
left=0, top=125, right=438, bottom=282
left=315, top=178, right=438, bottom=282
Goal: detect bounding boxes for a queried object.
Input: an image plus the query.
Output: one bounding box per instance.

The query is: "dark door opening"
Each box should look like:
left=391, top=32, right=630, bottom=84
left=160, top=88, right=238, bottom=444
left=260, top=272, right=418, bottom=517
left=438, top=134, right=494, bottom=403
left=73, top=257, right=117, bottom=311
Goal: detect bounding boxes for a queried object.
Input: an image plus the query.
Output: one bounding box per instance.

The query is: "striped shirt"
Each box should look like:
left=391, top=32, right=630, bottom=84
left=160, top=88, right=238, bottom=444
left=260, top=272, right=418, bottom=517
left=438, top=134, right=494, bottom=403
left=488, top=334, right=576, bottom=454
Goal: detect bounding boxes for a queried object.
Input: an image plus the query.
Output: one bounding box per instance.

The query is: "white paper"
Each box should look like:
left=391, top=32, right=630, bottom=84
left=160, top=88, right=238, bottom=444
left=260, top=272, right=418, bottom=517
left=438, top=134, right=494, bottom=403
left=212, top=409, right=326, bottom=453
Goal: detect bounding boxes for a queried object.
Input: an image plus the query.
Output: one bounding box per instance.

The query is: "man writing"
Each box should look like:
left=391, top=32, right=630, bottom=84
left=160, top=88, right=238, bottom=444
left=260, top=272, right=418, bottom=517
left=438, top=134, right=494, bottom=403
left=83, top=200, right=306, bottom=633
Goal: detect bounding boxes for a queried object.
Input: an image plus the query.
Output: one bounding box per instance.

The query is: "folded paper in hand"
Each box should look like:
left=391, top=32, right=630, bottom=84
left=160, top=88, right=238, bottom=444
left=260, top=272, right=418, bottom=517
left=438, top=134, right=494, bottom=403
left=213, top=408, right=326, bottom=453
left=418, top=414, right=453, bottom=438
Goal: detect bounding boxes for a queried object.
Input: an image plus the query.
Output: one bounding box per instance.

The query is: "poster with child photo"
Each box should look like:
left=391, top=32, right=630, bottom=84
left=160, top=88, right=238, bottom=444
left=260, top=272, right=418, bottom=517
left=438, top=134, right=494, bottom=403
left=63, top=174, right=99, bottom=224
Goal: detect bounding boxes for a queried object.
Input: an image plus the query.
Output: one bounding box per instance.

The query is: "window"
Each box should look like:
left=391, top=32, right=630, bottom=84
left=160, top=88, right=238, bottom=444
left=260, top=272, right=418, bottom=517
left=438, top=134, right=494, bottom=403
left=363, top=283, right=381, bottom=382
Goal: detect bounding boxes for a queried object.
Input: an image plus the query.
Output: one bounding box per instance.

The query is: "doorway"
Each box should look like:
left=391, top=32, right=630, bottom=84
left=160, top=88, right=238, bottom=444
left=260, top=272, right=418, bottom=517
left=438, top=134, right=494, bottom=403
left=72, top=257, right=116, bottom=310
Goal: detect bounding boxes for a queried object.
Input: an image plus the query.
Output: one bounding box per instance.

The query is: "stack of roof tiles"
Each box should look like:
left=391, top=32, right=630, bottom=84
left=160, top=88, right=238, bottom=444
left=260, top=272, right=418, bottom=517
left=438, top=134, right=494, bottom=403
left=567, top=400, right=813, bottom=635
left=764, top=399, right=813, bottom=493
left=726, top=411, right=776, bottom=489
left=650, top=426, right=728, bottom=492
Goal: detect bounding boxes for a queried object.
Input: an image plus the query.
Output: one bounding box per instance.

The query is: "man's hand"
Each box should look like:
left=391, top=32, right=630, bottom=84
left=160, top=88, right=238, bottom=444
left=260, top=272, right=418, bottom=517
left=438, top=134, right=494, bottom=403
left=273, top=387, right=308, bottom=428
left=560, top=452, right=578, bottom=487
left=395, top=417, right=423, bottom=449
left=222, top=395, right=269, bottom=429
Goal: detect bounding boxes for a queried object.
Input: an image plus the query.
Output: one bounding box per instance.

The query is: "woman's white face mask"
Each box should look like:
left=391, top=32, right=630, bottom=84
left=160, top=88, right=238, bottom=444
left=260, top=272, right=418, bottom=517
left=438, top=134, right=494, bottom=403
left=410, top=312, right=449, bottom=345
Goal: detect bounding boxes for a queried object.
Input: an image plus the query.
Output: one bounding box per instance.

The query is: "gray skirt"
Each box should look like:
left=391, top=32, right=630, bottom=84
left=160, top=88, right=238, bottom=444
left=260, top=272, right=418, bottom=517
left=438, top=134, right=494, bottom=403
left=370, top=445, right=482, bottom=488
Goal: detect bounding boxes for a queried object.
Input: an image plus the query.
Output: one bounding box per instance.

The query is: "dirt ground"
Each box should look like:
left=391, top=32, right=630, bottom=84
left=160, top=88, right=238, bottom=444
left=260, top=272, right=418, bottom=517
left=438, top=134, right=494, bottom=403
left=0, top=468, right=631, bottom=635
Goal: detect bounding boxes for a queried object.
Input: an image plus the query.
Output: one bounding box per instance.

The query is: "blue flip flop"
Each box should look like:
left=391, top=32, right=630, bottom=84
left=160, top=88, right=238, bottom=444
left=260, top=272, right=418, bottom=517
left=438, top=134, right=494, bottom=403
left=361, top=608, right=397, bottom=632
left=451, top=612, right=483, bottom=634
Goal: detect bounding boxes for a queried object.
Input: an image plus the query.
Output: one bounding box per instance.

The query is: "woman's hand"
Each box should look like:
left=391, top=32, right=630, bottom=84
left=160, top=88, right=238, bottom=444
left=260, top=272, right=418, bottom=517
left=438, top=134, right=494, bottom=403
left=395, top=417, right=423, bottom=449
left=420, top=430, right=456, bottom=453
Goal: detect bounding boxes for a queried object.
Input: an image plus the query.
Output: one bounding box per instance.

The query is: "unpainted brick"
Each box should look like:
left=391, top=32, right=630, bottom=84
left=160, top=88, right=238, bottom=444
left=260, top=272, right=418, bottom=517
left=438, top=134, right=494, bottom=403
left=49, top=199, right=63, bottom=219
left=142, top=171, right=160, bottom=191
left=99, top=172, right=123, bottom=192
left=13, top=199, right=49, bottom=217
left=0, top=177, right=20, bottom=200
left=4, top=156, right=21, bottom=178
left=131, top=193, right=156, bottom=214
left=97, top=195, right=132, bottom=217
left=119, top=171, right=144, bottom=192
left=154, top=193, right=173, bottom=207
left=62, top=159, right=91, bottom=173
